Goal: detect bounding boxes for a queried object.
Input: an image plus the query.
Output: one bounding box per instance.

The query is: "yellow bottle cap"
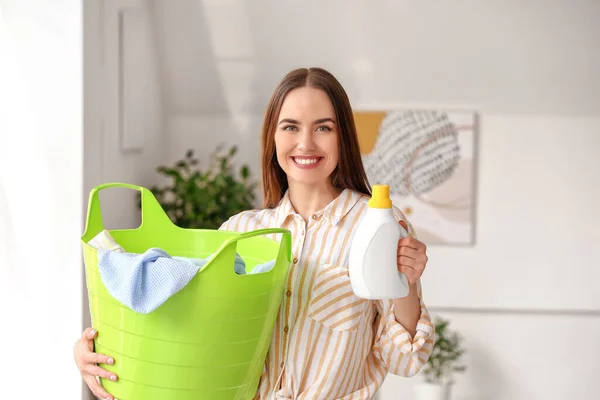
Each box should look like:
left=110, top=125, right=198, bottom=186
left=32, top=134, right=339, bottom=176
left=368, top=184, right=392, bottom=208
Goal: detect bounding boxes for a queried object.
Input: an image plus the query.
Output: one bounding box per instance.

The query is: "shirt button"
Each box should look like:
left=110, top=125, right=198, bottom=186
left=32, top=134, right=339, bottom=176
left=284, top=326, right=289, bottom=333
left=280, top=362, right=284, bottom=368
left=293, top=257, right=298, bottom=264
left=312, top=214, right=320, bottom=220
left=286, top=290, right=292, bottom=297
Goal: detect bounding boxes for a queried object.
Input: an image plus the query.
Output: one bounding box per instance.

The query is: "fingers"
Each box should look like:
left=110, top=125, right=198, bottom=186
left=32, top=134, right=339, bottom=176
left=398, top=246, right=418, bottom=260
left=82, top=351, right=115, bottom=367
left=398, top=264, right=420, bottom=284
left=397, top=237, right=428, bottom=285
left=398, top=236, right=426, bottom=252
left=83, top=363, right=118, bottom=382
left=77, top=328, right=118, bottom=399
left=83, top=374, right=115, bottom=400
left=397, top=255, right=416, bottom=269
left=82, top=327, right=98, bottom=340
left=398, top=246, right=428, bottom=264
left=81, top=327, right=97, bottom=351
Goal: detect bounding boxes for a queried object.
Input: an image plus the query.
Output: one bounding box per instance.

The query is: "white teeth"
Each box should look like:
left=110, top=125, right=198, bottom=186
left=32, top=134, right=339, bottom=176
left=294, top=158, right=320, bottom=165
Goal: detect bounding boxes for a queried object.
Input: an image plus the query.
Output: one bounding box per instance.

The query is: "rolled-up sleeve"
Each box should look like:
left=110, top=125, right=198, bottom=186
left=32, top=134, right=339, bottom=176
left=372, top=282, right=436, bottom=377
left=370, top=206, right=436, bottom=376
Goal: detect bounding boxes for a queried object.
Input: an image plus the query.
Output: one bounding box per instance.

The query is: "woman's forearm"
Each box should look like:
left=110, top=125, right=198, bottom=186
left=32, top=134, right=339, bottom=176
left=393, top=282, right=421, bottom=338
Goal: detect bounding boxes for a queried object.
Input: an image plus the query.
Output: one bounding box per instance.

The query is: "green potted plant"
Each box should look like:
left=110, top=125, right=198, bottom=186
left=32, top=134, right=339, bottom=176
left=142, top=145, right=258, bottom=229
left=414, top=317, right=467, bottom=400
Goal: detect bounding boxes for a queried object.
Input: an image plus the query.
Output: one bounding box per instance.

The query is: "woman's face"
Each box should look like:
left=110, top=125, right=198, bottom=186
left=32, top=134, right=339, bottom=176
left=274, top=86, right=339, bottom=188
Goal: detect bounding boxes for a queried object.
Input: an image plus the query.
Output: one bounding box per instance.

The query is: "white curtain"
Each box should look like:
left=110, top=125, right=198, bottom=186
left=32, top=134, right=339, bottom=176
left=0, top=1, right=83, bottom=398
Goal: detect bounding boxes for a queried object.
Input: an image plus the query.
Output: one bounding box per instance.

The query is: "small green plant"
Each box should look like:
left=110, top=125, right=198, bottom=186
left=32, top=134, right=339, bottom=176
left=143, top=145, right=258, bottom=229
left=423, top=317, right=467, bottom=385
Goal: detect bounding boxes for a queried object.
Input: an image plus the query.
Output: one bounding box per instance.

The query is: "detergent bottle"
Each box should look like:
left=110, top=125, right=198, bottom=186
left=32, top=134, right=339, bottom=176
left=349, top=184, right=410, bottom=299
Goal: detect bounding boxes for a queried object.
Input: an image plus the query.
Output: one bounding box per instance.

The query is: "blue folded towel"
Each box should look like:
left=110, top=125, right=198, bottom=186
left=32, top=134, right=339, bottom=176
left=89, top=230, right=277, bottom=314
left=98, top=248, right=201, bottom=314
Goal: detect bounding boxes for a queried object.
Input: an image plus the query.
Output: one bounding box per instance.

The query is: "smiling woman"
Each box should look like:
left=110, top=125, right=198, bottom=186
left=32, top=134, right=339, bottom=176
left=275, top=87, right=340, bottom=187
left=75, top=67, right=435, bottom=400
left=261, top=68, right=372, bottom=211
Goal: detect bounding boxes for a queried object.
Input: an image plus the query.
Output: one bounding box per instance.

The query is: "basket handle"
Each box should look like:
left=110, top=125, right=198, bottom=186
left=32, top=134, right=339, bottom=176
left=227, top=228, right=292, bottom=256
left=209, top=228, right=292, bottom=274
left=82, top=182, right=174, bottom=239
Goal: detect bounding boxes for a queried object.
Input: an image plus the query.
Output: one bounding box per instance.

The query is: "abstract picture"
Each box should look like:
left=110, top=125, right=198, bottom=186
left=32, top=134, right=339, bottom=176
left=354, top=109, right=477, bottom=245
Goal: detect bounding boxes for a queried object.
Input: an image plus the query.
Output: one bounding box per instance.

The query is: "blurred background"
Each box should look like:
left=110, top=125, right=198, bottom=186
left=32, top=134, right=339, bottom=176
left=1, top=0, right=599, bottom=399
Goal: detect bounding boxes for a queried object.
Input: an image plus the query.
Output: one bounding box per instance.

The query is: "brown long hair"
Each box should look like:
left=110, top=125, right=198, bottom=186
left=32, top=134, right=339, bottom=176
left=261, top=67, right=371, bottom=208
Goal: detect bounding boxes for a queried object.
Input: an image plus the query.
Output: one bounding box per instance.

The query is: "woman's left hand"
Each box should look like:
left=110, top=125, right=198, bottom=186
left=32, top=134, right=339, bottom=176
left=397, top=221, right=428, bottom=285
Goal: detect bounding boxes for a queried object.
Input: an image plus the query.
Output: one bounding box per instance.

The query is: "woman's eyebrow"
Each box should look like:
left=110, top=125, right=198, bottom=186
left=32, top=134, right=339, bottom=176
left=278, top=118, right=299, bottom=125
left=314, top=117, right=335, bottom=124
left=278, top=117, right=336, bottom=125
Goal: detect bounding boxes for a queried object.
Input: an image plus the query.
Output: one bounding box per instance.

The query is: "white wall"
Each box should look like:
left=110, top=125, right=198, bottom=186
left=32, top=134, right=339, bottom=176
left=0, top=0, right=83, bottom=398
left=145, top=1, right=600, bottom=399
left=82, top=0, right=164, bottom=398
left=377, top=116, right=600, bottom=400
left=85, top=0, right=164, bottom=231
left=380, top=310, right=600, bottom=400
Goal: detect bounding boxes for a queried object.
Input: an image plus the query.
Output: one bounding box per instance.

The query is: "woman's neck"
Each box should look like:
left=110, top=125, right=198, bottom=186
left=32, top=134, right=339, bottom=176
left=287, top=181, right=343, bottom=222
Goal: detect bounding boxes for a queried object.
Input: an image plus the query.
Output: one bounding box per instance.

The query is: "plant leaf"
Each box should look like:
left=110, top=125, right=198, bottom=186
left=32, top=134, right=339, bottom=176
left=146, top=146, right=257, bottom=229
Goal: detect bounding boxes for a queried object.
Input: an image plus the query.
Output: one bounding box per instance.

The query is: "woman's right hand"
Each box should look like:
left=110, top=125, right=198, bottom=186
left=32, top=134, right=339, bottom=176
left=74, top=327, right=118, bottom=400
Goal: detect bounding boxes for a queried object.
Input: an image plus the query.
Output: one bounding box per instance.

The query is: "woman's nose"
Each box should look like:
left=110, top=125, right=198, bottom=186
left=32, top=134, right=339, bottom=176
left=297, top=130, right=316, bottom=151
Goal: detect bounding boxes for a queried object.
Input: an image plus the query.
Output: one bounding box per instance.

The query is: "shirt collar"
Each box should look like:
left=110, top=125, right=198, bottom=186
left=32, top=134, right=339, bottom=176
left=275, top=188, right=363, bottom=227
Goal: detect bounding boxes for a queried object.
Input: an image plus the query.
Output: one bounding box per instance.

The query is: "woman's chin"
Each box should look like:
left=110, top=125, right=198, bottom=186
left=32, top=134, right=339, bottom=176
left=288, top=174, right=333, bottom=188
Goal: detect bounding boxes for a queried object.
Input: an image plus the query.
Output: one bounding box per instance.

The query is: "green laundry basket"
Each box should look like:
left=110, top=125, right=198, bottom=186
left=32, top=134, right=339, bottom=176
left=81, top=183, right=292, bottom=400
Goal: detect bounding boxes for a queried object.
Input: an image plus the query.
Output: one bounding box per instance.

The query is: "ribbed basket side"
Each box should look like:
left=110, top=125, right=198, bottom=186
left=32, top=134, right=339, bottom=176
left=99, top=377, right=255, bottom=400
left=82, top=233, right=288, bottom=400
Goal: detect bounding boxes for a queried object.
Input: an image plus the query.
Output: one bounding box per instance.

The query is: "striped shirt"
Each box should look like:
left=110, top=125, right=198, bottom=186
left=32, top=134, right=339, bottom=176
left=220, top=188, right=435, bottom=399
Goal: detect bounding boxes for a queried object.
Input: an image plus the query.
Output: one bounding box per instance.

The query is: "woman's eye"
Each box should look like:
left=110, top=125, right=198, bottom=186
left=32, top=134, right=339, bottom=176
left=316, top=125, right=332, bottom=132
left=283, top=125, right=297, bottom=131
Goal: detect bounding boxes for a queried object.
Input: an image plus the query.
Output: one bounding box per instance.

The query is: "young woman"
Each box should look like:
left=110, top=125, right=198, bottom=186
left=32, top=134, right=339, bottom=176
left=74, top=67, right=435, bottom=400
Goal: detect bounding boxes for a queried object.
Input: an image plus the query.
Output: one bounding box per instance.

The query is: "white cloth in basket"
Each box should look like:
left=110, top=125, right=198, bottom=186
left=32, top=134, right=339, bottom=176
left=87, top=230, right=275, bottom=313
